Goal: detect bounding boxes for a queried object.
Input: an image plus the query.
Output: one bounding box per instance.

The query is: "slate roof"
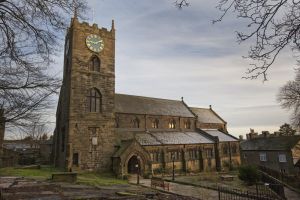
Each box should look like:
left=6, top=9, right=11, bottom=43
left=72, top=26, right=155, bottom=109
left=115, top=94, right=194, bottom=117
left=190, top=107, right=225, bottom=124
left=113, top=140, right=133, bottom=157
left=135, top=131, right=214, bottom=145
left=135, top=133, right=161, bottom=146
left=240, top=135, right=300, bottom=151
left=203, top=129, right=238, bottom=142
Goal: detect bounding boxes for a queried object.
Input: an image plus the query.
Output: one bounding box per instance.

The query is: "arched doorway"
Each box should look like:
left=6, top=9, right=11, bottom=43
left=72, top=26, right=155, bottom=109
left=127, top=155, right=140, bottom=174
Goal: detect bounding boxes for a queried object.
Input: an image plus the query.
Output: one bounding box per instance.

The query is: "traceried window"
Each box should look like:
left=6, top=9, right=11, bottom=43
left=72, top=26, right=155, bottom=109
left=152, top=119, right=159, bottom=129
left=184, top=120, right=191, bottom=129
left=231, top=144, right=237, bottom=154
left=222, top=144, right=229, bottom=155
left=278, top=154, right=287, bottom=163
left=87, top=88, right=102, bottom=112
left=151, top=151, right=160, bottom=162
left=89, top=56, right=100, bottom=72
left=259, top=152, right=267, bottom=162
left=189, top=149, right=198, bottom=160
left=169, top=151, right=181, bottom=161
left=206, top=148, right=213, bottom=158
left=132, top=117, right=140, bottom=128
left=168, top=119, right=176, bottom=129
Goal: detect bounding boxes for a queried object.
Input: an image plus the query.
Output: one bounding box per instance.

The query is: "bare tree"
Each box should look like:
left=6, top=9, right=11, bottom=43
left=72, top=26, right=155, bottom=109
left=214, top=0, right=300, bottom=81
left=176, top=0, right=300, bottom=80
left=21, top=119, right=50, bottom=141
left=278, top=69, right=300, bottom=127
left=0, top=0, right=87, bottom=128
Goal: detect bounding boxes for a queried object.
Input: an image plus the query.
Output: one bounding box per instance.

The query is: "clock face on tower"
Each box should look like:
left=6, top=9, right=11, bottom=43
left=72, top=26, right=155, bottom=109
left=86, top=34, right=104, bottom=53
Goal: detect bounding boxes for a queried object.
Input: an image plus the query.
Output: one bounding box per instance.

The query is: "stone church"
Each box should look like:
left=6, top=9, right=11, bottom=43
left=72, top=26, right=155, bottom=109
left=53, top=17, right=240, bottom=177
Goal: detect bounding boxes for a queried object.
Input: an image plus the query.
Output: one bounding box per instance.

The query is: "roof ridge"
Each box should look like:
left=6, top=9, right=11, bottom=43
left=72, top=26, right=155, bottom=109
left=115, top=93, right=182, bottom=103
left=190, top=107, right=210, bottom=110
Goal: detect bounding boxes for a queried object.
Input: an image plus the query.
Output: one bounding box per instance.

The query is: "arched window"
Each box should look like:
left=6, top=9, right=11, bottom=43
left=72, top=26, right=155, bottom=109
left=152, top=119, right=159, bottom=129
left=89, top=56, right=100, bottom=72
left=132, top=117, right=140, bottom=128
left=168, top=119, right=176, bottom=129
left=87, top=88, right=102, bottom=112
left=184, top=120, right=191, bottom=129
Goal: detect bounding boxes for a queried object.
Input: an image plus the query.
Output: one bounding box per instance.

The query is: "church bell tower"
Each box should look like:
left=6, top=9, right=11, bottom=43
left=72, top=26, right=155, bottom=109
left=54, top=17, right=116, bottom=171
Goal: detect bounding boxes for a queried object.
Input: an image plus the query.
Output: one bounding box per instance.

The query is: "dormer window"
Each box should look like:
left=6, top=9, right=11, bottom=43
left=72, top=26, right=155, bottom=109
left=132, top=117, right=140, bottom=128
left=184, top=120, right=191, bottom=129
left=152, top=119, right=159, bottom=129
left=168, top=119, right=176, bottom=129
left=89, top=56, right=100, bottom=72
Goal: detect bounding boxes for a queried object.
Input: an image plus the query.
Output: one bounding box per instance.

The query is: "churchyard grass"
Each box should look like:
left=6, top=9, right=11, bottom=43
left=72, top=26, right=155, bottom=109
left=0, top=166, right=61, bottom=180
left=0, top=166, right=128, bottom=186
left=165, top=171, right=257, bottom=191
left=77, top=172, right=128, bottom=186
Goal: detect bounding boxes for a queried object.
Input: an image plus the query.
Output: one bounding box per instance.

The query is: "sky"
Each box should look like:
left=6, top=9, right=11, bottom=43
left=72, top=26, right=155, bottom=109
left=49, top=0, right=298, bottom=138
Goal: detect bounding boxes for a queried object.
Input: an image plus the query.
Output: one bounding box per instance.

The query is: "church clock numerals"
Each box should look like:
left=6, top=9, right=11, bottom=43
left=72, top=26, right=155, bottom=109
left=86, top=34, right=104, bottom=53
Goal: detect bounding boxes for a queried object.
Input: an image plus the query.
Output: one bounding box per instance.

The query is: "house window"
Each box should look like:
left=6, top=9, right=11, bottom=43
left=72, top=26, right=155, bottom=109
left=87, top=88, right=102, bottom=112
left=184, top=120, right=191, bottom=129
left=133, top=117, right=140, bottom=128
left=73, top=153, right=79, bottom=166
left=278, top=154, right=287, bottom=163
left=168, top=119, right=176, bottom=129
left=152, top=119, right=159, bottom=129
left=89, top=56, right=100, bottom=72
left=206, top=148, right=213, bottom=158
left=259, top=152, right=267, bottom=162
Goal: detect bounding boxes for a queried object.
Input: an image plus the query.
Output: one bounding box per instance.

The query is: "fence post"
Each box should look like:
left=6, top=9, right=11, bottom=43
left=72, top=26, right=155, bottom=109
left=218, top=187, right=221, bottom=200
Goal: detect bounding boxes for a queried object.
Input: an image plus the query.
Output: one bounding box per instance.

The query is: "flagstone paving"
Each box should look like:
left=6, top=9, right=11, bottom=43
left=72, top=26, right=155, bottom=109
left=0, top=176, right=199, bottom=200
left=128, top=176, right=218, bottom=200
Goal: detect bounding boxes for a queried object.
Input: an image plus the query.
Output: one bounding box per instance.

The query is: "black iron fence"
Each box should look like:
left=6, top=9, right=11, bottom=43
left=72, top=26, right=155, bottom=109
left=218, top=184, right=283, bottom=200
left=259, top=166, right=300, bottom=189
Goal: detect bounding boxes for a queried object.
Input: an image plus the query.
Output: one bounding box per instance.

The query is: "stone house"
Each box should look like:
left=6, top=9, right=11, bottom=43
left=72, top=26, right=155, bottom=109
left=240, top=136, right=300, bottom=175
left=52, top=17, right=240, bottom=176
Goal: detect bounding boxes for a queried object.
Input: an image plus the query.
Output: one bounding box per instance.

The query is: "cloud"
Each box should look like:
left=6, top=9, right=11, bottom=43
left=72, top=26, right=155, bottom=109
left=44, top=0, right=297, bottom=137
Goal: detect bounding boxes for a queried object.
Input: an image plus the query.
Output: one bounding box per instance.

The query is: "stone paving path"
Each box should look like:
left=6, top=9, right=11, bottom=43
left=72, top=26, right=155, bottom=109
left=284, top=187, right=300, bottom=200
left=0, top=176, right=199, bottom=200
left=129, top=176, right=300, bottom=200
left=128, top=176, right=218, bottom=200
